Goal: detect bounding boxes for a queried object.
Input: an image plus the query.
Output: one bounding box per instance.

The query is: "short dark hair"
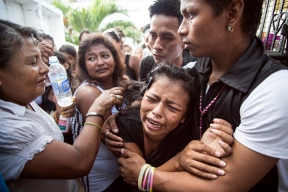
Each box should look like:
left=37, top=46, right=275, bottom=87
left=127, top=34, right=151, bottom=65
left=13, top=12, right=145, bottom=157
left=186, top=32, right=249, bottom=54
left=0, top=19, right=40, bottom=68
left=142, top=23, right=150, bottom=34
left=142, top=62, right=198, bottom=111
left=149, top=0, right=183, bottom=26
left=74, top=33, right=126, bottom=90
left=53, top=51, right=70, bottom=66
left=204, top=0, right=264, bottom=36
left=59, top=44, right=77, bottom=58
left=53, top=51, right=73, bottom=84
left=39, top=33, right=54, bottom=47
left=79, top=29, right=91, bottom=42
left=121, top=62, right=199, bottom=112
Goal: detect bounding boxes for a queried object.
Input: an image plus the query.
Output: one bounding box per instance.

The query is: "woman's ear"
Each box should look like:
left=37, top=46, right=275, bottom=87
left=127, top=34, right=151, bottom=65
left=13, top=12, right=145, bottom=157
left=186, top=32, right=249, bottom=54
left=63, top=62, right=70, bottom=70
left=181, top=113, right=187, bottom=123
left=227, top=0, right=244, bottom=27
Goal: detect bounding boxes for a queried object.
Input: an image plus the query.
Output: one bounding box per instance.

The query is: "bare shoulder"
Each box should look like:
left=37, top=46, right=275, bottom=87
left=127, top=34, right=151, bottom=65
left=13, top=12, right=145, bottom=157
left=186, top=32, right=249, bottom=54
left=129, top=55, right=140, bottom=66
left=75, top=84, right=102, bottom=102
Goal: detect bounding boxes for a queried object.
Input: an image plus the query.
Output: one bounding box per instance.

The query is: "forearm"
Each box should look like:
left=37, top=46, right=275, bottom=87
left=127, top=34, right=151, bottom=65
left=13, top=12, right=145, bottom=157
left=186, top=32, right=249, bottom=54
left=153, top=170, right=199, bottom=192
left=152, top=170, right=224, bottom=192
left=151, top=140, right=279, bottom=192
left=22, top=121, right=103, bottom=180
left=72, top=109, right=104, bottom=173
left=157, top=153, right=180, bottom=171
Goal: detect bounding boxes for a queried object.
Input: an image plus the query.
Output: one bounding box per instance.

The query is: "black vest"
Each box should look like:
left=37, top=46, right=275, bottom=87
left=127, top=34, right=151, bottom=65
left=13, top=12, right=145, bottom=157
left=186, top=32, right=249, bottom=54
left=189, top=37, right=288, bottom=191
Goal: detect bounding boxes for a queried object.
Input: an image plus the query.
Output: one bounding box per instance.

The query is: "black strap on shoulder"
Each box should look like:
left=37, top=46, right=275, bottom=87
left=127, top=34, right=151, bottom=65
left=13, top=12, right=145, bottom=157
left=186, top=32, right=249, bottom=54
left=125, top=54, right=130, bottom=67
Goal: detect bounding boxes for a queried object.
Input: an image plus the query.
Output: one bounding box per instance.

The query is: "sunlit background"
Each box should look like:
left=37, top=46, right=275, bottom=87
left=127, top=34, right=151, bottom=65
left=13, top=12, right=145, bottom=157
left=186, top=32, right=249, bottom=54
left=0, top=0, right=155, bottom=50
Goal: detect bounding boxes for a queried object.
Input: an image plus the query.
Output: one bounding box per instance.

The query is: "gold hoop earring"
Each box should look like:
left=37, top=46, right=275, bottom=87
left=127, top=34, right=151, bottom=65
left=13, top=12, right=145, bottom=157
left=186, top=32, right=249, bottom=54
left=228, top=25, right=234, bottom=32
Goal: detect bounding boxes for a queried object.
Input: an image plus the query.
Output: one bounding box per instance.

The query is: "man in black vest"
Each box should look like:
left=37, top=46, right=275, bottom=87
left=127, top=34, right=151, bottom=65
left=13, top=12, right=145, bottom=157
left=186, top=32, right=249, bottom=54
left=116, top=0, right=288, bottom=191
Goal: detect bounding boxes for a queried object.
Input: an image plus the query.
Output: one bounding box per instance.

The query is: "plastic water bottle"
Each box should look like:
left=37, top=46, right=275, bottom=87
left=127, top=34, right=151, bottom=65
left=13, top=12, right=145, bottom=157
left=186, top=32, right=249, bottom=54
left=48, top=56, right=72, bottom=133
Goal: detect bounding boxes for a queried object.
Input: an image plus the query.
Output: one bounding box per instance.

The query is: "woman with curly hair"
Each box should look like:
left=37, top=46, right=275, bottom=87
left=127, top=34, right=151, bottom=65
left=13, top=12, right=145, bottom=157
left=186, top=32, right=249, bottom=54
left=71, top=33, right=126, bottom=192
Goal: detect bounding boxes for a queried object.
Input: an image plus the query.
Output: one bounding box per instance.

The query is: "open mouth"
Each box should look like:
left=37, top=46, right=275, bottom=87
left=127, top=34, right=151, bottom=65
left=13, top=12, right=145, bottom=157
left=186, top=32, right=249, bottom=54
left=96, top=68, right=107, bottom=73
left=147, top=118, right=164, bottom=129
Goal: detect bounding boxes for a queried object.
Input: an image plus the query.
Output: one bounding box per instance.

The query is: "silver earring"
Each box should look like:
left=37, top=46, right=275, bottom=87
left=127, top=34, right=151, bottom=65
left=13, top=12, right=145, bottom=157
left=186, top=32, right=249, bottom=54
left=228, top=25, right=234, bottom=32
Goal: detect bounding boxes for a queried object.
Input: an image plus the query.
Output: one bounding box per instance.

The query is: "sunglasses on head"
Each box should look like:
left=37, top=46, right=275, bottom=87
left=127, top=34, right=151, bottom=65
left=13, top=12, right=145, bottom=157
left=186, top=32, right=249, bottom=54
left=103, top=28, right=125, bottom=43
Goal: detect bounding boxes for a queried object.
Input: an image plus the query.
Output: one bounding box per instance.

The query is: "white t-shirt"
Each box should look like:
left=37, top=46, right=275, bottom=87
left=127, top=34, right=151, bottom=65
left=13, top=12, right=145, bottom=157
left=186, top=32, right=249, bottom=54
left=182, top=61, right=196, bottom=69
left=234, top=70, right=288, bottom=191
left=0, top=100, right=78, bottom=192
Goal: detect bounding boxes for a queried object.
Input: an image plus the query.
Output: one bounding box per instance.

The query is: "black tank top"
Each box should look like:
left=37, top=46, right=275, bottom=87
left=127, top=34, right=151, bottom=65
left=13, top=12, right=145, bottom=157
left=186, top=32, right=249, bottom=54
left=125, top=54, right=137, bottom=80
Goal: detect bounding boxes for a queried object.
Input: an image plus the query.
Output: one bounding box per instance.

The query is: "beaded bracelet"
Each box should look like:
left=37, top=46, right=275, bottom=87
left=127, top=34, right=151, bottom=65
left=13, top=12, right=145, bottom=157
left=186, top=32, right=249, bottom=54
left=84, top=122, right=102, bottom=131
left=86, top=112, right=104, bottom=121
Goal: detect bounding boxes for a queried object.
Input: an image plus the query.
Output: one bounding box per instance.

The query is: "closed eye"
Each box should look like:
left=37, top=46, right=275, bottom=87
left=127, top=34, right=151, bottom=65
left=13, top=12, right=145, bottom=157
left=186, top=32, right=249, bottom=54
left=168, top=105, right=180, bottom=112
left=146, top=95, right=157, bottom=102
left=30, top=57, right=38, bottom=66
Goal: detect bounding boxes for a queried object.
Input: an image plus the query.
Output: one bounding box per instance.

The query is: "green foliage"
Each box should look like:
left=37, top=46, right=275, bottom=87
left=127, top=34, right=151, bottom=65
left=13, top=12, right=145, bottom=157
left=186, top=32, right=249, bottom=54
left=65, top=33, right=79, bottom=45
left=52, top=0, right=141, bottom=44
left=103, top=20, right=142, bottom=43
left=52, top=0, right=71, bottom=16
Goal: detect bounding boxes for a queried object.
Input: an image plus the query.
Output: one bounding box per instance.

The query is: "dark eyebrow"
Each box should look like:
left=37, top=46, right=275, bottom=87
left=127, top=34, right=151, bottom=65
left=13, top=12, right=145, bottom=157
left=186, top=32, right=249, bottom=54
left=100, top=51, right=111, bottom=54
left=150, top=30, right=175, bottom=37
left=86, top=51, right=111, bottom=56
left=160, top=32, right=175, bottom=37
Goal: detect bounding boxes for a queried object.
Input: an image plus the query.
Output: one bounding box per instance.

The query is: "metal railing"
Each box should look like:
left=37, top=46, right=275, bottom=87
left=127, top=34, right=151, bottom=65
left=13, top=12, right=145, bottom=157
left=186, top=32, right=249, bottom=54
left=257, top=0, right=288, bottom=65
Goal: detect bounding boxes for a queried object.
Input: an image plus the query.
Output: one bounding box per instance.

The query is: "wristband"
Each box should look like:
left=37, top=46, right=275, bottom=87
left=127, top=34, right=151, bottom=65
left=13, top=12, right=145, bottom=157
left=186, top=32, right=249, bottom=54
left=84, top=122, right=102, bottom=131
left=138, top=164, right=151, bottom=191
left=86, top=112, right=104, bottom=121
left=142, top=166, right=151, bottom=189
left=149, top=167, right=155, bottom=192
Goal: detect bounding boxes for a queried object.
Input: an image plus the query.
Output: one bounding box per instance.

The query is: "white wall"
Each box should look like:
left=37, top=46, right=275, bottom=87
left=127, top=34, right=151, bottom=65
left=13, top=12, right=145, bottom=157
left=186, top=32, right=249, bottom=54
left=115, top=0, right=154, bottom=30
left=0, top=0, right=66, bottom=49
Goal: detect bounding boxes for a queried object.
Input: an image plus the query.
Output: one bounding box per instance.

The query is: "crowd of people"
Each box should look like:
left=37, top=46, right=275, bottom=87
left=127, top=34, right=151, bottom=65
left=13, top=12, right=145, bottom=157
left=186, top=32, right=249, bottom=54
left=0, top=0, right=288, bottom=191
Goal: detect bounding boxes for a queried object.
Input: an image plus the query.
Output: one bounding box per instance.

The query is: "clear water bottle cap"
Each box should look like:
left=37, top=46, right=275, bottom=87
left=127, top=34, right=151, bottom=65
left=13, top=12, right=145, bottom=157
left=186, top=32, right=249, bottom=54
left=49, top=56, right=59, bottom=65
